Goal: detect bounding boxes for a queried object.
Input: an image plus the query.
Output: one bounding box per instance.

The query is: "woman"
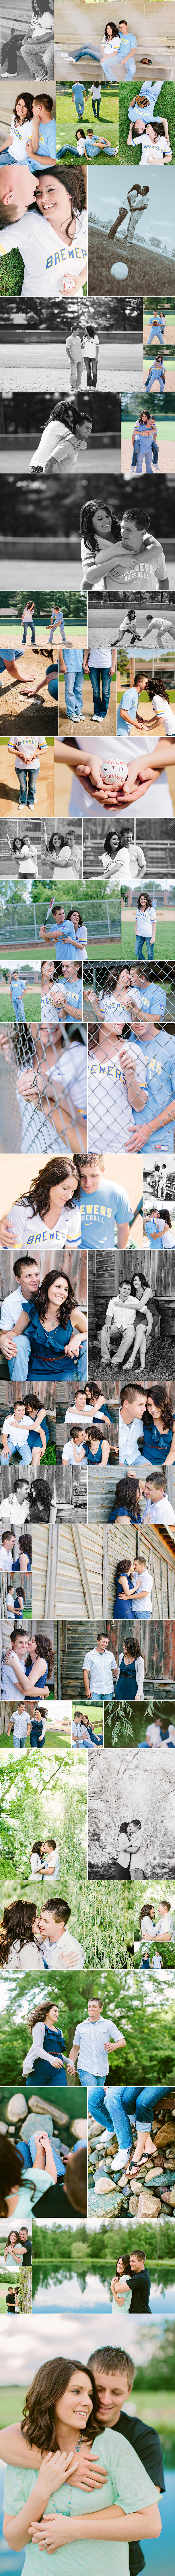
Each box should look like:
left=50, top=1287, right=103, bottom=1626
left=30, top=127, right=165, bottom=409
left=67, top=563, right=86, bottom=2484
left=0, top=1898, right=42, bottom=1972
left=88, top=1019, right=145, bottom=1155
left=42, top=828, right=81, bottom=881
left=135, top=892, right=156, bottom=960
left=0, top=2132, right=31, bottom=2226
left=41, top=960, right=83, bottom=1024
left=1, top=1402, right=48, bottom=1466
left=0, top=1156, right=82, bottom=1250
left=139, top=119, right=171, bottom=161
left=109, top=1474, right=142, bottom=1525
left=29, top=403, right=82, bottom=479
left=101, top=826, right=146, bottom=891
left=80, top=503, right=122, bottom=595
left=113, top=1557, right=153, bottom=1618
left=25, top=168, right=87, bottom=296
left=141, top=1384, right=175, bottom=1469
left=30, top=1839, right=59, bottom=1881
left=25, top=1270, right=87, bottom=1386
left=23, top=2002, right=67, bottom=2087
left=114, top=1635, right=145, bottom=1699
left=1, top=2351, right=161, bottom=2569
left=1, top=1629, right=53, bottom=1701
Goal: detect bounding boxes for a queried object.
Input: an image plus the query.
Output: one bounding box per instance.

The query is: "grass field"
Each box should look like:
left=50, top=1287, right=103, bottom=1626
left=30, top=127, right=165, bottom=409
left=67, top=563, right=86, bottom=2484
left=119, top=78, right=175, bottom=161
left=0, top=985, right=41, bottom=1022
left=121, top=909, right=175, bottom=962
left=56, top=82, right=118, bottom=162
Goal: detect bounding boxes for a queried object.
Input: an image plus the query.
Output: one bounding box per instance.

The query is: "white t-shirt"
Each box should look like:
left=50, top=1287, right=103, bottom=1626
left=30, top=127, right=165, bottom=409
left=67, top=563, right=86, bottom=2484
left=62, top=1439, right=85, bottom=1461
left=0, top=207, right=87, bottom=299
left=88, top=649, right=112, bottom=670
left=141, top=133, right=171, bottom=160
left=152, top=694, right=175, bottom=736
left=9, top=112, right=33, bottom=160
left=3, top=1414, right=34, bottom=1446
left=5, top=1198, right=81, bottom=1250
left=83, top=1647, right=116, bottom=1694
left=143, top=1495, right=175, bottom=1529
left=0, top=1544, right=13, bottom=1570
left=30, top=421, right=78, bottom=472
left=136, top=905, right=156, bottom=936
left=119, top=1410, right=143, bottom=1466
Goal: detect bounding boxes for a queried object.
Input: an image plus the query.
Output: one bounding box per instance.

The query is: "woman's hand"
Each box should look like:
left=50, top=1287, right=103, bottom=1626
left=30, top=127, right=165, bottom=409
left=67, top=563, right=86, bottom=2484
left=65, top=1334, right=80, bottom=1356
left=0, top=1219, right=17, bottom=1247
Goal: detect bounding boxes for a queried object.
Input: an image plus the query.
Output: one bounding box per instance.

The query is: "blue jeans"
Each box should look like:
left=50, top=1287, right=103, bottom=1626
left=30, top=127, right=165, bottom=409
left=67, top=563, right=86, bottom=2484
left=22, top=617, right=36, bottom=644
left=11, top=996, right=26, bottom=1024
left=88, top=2083, right=133, bottom=2146
left=65, top=673, right=83, bottom=717
left=135, top=934, right=154, bottom=961
left=7, top=1436, right=30, bottom=1463
left=47, top=674, right=58, bottom=701
left=8, top=1331, right=31, bottom=1382
left=90, top=666, right=111, bottom=717
left=75, top=1336, right=88, bottom=1383
left=15, top=763, right=39, bottom=806
left=92, top=98, right=100, bottom=114
left=148, top=324, right=164, bottom=345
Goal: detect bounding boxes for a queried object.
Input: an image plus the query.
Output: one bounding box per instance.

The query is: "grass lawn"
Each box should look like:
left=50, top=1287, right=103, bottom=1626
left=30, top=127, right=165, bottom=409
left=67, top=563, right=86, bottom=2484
left=56, top=82, right=118, bottom=162
left=121, top=911, right=175, bottom=962
left=0, top=985, right=41, bottom=1022
left=0, top=249, right=24, bottom=295
left=119, top=78, right=175, bottom=161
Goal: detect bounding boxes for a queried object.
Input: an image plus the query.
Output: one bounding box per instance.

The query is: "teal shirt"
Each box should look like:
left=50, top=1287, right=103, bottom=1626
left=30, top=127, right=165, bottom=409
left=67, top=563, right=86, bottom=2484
left=4, top=2429, right=157, bottom=2576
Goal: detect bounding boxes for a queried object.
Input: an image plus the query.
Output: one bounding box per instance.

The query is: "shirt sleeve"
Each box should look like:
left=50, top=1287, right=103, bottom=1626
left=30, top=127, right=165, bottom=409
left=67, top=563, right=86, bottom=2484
left=83, top=1653, right=90, bottom=1670
left=4, top=2466, right=38, bottom=2513
left=92, top=2429, right=157, bottom=2510
left=170, top=1046, right=175, bottom=1094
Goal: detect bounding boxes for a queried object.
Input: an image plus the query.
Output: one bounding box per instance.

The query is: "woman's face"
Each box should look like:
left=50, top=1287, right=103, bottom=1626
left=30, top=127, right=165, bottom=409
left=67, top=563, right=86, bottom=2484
left=36, top=177, right=73, bottom=236
left=146, top=1395, right=159, bottom=1419
left=93, top=507, right=112, bottom=536
left=42, top=961, right=55, bottom=985
left=47, top=1277, right=68, bottom=1309
left=47, top=2005, right=59, bottom=2028
left=55, top=2371, right=93, bottom=2431
left=16, top=95, right=27, bottom=116
left=51, top=1171, right=78, bottom=1207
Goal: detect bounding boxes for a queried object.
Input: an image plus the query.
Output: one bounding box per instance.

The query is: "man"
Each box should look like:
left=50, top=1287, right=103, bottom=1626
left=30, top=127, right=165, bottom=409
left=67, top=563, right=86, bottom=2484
left=36, top=1895, right=85, bottom=1970
left=83, top=1635, right=118, bottom=1703
left=76, top=1151, right=135, bottom=1247
left=9, top=971, right=26, bottom=1026
left=0, top=1254, right=40, bottom=1382
left=0, top=1531, right=15, bottom=1572
left=117, top=509, right=168, bottom=602
left=110, top=2253, right=151, bottom=2312
left=100, top=1278, right=152, bottom=1368
left=147, top=310, right=165, bottom=343
left=89, top=2345, right=165, bottom=2576
left=145, top=361, right=165, bottom=395
left=67, top=1994, right=126, bottom=2087
left=118, top=1386, right=144, bottom=1467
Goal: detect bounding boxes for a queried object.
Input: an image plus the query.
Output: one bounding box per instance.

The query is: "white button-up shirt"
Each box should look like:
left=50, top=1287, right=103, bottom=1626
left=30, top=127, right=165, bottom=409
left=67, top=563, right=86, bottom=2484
left=83, top=1649, right=116, bottom=1695
left=73, top=2017, right=122, bottom=2074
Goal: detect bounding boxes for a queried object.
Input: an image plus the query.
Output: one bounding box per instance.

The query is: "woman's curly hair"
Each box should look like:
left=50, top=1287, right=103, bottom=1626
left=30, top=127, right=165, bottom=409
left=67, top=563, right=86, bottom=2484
left=21, top=2358, right=98, bottom=2454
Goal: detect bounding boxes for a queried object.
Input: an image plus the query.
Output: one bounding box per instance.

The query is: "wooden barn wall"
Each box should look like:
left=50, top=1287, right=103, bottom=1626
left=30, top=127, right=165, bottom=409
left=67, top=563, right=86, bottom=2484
left=0, top=1380, right=56, bottom=1408
left=59, top=1612, right=175, bottom=1698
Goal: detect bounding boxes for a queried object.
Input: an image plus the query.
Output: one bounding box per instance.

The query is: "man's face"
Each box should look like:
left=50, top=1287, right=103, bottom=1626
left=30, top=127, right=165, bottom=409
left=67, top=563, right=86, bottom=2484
left=20, top=1263, right=40, bottom=1294
left=0, top=166, right=36, bottom=220
left=88, top=1999, right=101, bottom=2022
left=129, top=2254, right=144, bottom=2271
left=94, top=2368, right=131, bottom=2423
left=121, top=517, right=145, bottom=557
left=79, top=1160, right=102, bottom=1191
left=38, top=1907, right=64, bottom=1941
left=97, top=1636, right=107, bottom=1655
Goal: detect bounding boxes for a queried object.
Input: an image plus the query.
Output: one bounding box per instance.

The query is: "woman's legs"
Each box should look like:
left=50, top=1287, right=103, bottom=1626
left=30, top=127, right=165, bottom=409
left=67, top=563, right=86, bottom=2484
left=27, top=766, right=38, bottom=805
left=15, top=763, right=27, bottom=805
left=131, top=2082, right=170, bottom=2165
left=135, top=934, right=147, bottom=959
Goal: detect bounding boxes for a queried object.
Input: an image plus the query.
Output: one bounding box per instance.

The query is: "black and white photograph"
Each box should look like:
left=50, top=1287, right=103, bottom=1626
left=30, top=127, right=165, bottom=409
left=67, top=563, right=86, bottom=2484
left=87, top=1739, right=175, bottom=1877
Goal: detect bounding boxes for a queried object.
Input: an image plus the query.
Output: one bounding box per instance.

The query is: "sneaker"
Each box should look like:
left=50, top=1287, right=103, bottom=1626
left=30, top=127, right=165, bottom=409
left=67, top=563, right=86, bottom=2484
left=92, top=712, right=102, bottom=721
left=113, top=2147, right=129, bottom=2170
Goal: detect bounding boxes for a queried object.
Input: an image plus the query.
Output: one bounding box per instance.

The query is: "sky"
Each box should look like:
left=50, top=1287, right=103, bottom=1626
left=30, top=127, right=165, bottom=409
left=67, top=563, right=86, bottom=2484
left=88, top=164, right=175, bottom=250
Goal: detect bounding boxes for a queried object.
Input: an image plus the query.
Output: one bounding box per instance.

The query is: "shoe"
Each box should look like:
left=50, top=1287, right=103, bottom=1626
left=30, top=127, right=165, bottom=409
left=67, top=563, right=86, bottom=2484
left=113, top=2146, right=129, bottom=2170
left=93, top=712, right=102, bottom=721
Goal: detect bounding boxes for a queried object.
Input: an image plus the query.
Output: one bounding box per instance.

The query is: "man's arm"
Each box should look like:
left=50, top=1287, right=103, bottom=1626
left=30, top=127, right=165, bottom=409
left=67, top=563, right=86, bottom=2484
left=83, top=1664, right=92, bottom=1699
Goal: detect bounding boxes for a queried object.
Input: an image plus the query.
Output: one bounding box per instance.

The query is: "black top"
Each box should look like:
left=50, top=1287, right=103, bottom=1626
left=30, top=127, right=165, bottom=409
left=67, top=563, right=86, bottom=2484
left=128, top=2268, right=151, bottom=2312
left=117, top=2409, right=165, bottom=2576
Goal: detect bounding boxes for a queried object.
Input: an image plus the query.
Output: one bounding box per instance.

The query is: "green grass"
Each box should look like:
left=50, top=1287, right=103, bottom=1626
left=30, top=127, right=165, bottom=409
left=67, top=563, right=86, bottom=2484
left=0, top=249, right=24, bottom=296
left=119, top=77, right=175, bottom=161
left=121, top=910, right=175, bottom=963
left=0, top=986, right=41, bottom=1023
left=56, top=83, right=118, bottom=163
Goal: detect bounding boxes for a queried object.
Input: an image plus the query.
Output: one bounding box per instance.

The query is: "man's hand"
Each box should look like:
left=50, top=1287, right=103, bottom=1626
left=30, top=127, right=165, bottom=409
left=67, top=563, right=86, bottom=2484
left=0, top=1330, right=17, bottom=1357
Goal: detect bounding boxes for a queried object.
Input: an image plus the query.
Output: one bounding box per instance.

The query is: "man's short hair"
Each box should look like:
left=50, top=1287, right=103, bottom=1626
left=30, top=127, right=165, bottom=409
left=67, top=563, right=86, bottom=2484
left=13, top=1256, right=38, bottom=1279
left=88, top=2344, right=135, bottom=2390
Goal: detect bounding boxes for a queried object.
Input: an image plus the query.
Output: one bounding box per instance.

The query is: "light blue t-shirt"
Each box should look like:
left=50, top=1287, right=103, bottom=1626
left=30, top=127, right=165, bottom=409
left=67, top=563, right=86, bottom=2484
left=72, top=84, right=85, bottom=112
left=11, top=977, right=26, bottom=999
left=117, top=686, right=139, bottom=736
left=129, top=81, right=161, bottom=122
left=39, top=118, right=56, bottom=155
left=46, top=916, right=76, bottom=962
left=134, top=1032, right=175, bottom=1148
left=117, top=28, right=136, bottom=49
left=79, top=1184, right=132, bottom=1246
left=62, top=644, right=84, bottom=671
left=132, top=981, right=166, bottom=1018
left=147, top=363, right=164, bottom=386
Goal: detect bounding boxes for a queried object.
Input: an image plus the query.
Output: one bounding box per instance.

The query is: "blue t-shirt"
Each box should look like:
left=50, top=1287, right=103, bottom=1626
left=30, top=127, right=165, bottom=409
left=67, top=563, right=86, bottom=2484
left=79, top=1185, right=133, bottom=1247
left=11, top=978, right=26, bottom=999
left=39, top=118, right=56, bottom=155
left=133, top=982, right=166, bottom=1019
left=72, top=84, right=85, bottom=112
left=130, top=81, right=161, bottom=121
left=47, top=918, right=77, bottom=962
left=117, top=687, right=139, bottom=736
left=133, top=1033, right=175, bottom=1148
left=145, top=1218, right=167, bottom=1244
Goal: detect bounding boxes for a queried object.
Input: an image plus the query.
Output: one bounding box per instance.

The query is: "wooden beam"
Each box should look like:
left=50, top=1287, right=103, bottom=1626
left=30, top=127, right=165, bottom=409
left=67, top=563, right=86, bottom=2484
left=102, top=1524, right=109, bottom=1620
left=44, top=1520, right=60, bottom=1619
left=72, top=1525, right=95, bottom=1620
